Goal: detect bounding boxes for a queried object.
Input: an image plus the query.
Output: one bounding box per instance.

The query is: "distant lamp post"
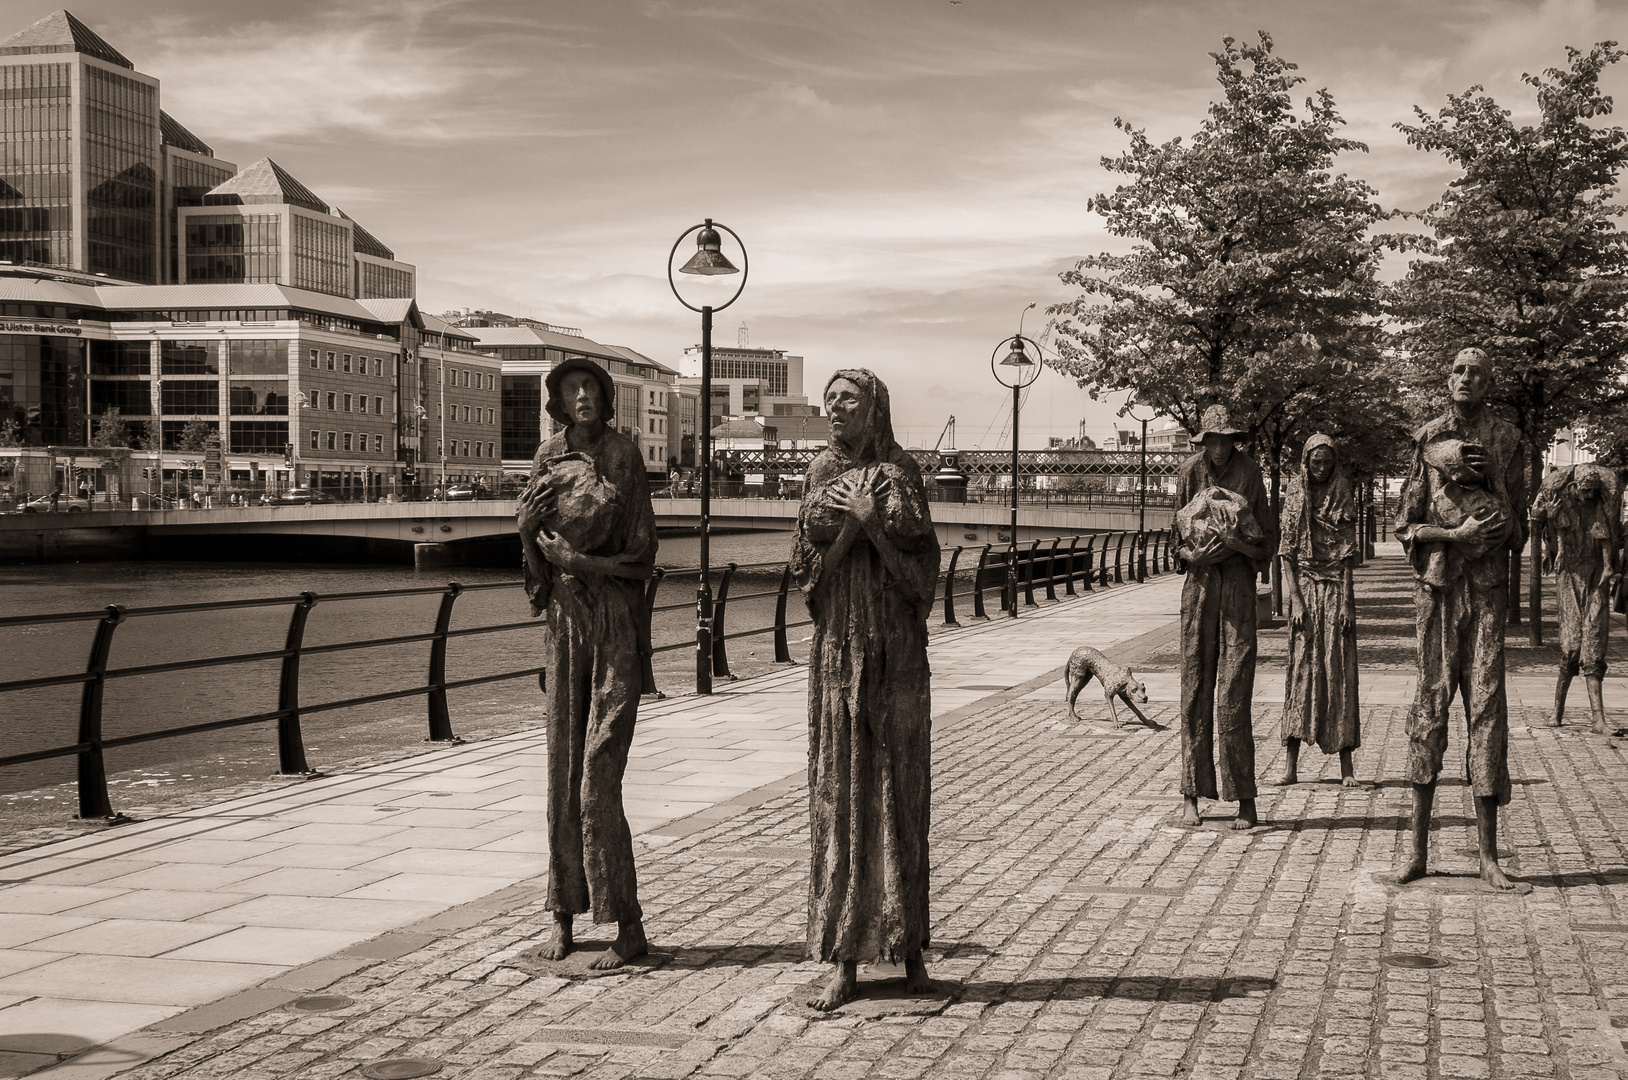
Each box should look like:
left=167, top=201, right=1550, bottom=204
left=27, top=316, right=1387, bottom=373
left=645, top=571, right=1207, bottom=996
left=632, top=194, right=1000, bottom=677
left=991, top=333, right=1041, bottom=618
left=669, top=218, right=748, bottom=694
left=1125, top=402, right=1154, bottom=537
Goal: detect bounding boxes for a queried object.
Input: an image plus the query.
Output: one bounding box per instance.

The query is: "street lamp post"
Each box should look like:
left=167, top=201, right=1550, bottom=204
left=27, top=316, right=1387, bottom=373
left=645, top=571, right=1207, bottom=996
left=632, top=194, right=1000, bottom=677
left=991, top=334, right=1041, bottom=618
left=1126, top=403, right=1154, bottom=582
left=669, top=218, right=748, bottom=694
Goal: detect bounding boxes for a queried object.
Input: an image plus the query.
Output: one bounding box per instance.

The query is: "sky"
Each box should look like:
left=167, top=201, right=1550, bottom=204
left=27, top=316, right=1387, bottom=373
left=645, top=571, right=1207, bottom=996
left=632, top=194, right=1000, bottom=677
left=14, top=0, right=1628, bottom=449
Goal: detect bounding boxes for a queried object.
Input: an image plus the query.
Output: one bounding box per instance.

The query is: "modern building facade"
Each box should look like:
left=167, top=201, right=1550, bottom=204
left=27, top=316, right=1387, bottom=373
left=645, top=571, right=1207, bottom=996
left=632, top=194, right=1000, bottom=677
left=678, top=344, right=808, bottom=429
left=0, top=10, right=239, bottom=285
left=441, top=311, right=678, bottom=477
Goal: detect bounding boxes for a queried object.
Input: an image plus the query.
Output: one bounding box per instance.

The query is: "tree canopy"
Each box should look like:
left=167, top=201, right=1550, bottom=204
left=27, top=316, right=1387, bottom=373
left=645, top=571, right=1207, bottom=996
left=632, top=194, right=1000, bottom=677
left=1047, top=31, right=1394, bottom=478
left=1389, top=42, right=1628, bottom=473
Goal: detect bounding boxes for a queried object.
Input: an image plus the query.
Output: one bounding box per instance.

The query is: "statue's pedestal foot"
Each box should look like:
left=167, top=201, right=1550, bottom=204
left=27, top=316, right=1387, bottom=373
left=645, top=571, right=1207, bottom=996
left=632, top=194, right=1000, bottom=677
left=509, top=940, right=671, bottom=980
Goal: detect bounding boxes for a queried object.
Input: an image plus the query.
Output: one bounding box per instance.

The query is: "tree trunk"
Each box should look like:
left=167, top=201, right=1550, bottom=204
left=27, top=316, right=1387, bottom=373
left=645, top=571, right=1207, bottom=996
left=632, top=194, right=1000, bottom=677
left=1527, top=439, right=1544, bottom=646
left=1268, top=453, right=1283, bottom=611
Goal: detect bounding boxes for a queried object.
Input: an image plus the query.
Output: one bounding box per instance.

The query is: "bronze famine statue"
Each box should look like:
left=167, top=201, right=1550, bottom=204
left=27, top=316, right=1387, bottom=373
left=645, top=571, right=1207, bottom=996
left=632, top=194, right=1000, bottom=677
left=1391, top=347, right=1527, bottom=891
left=1171, top=404, right=1274, bottom=830
left=1532, top=463, right=1622, bottom=733
left=517, top=357, right=657, bottom=967
left=1277, top=434, right=1363, bottom=787
left=791, top=369, right=940, bottom=1012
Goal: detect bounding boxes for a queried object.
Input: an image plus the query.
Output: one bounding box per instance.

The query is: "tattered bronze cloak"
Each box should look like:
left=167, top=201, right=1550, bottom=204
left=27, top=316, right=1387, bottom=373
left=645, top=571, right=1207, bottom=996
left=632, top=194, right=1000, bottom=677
left=1278, top=433, right=1360, bottom=755
left=791, top=369, right=939, bottom=964
left=1532, top=463, right=1622, bottom=679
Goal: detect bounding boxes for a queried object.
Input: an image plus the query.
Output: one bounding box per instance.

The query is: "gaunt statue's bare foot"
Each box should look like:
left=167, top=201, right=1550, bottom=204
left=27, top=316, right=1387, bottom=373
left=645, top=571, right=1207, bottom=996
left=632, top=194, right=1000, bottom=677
left=1338, top=751, right=1370, bottom=789
left=1180, top=797, right=1202, bottom=826
left=1230, top=799, right=1257, bottom=830
left=588, top=918, right=648, bottom=970
left=904, top=955, right=932, bottom=994
left=808, top=961, right=857, bottom=1011
left=1382, top=849, right=1428, bottom=886
left=1340, top=775, right=1371, bottom=789
left=1547, top=713, right=1564, bottom=728
left=1480, top=859, right=1516, bottom=892
left=1277, top=741, right=1300, bottom=785
left=539, top=913, right=573, bottom=961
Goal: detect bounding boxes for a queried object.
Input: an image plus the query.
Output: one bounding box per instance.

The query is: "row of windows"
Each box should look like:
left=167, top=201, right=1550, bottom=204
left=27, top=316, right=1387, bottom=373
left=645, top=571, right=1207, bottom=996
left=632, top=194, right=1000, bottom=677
left=309, top=349, right=390, bottom=378
left=440, top=404, right=494, bottom=425
left=291, top=213, right=350, bottom=297
left=310, top=429, right=386, bottom=454
left=318, top=391, right=386, bottom=415
left=434, top=440, right=496, bottom=459
left=439, top=367, right=494, bottom=391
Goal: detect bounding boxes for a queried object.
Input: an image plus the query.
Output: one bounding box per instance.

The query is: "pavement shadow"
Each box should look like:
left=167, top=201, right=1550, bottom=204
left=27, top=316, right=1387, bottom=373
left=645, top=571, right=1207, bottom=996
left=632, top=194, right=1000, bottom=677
left=663, top=944, right=807, bottom=969
left=1283, top=815, right=1475, bottom=832
left=956, top=974, right=1274, bottom=1004
left=1516, top=870, right=1628, bottom=890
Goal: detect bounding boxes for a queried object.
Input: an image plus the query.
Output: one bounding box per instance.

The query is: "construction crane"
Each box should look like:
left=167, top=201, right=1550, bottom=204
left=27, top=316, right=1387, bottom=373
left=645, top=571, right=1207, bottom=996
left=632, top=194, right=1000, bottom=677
left=933, top=416, right=956, bottom=452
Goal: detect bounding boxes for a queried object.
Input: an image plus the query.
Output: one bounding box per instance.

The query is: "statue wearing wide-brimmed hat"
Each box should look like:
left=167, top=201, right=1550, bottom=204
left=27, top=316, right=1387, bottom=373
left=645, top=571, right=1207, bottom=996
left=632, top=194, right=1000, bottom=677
left=517, top=355, right=658, bottom=967
left=1171, top=403, right=1274, bottom=830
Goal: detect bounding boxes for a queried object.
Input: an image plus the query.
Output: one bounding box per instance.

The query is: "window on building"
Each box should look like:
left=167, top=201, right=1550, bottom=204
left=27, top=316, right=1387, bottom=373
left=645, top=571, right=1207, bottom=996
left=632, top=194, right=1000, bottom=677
left=474, top=442, right=482, bottom=458
left=461, top=440, right=469, bottom=456
left=462, top=405, right=470, bottom=423
left=356, top=396, right=366, bottom=414
left=327, top=431, right=336, bottom=449
left=310, top=429, right=319, bottom=450
left=310, top=349, right=318, bottom=369
left=373, top=434, right=383, bottom=452
left=487, top=442, right=494, bottom=458
left=372, top=358, right=382, bottom=377
left=160, top=381, right=219, bottom=415
left=342, top=432, right=352, bottom=451
left=342, top=354, right=352, bottom=373
left=326, top=392, right=335, bottom=410
left=230, top=420, right=288, bottom=454
left=160, top=341, right=216, bottom=375
left=375, top=396, right=383, bottom=416
left=228, top=340, right=287, bottom=375
left=343, top=394, right=352, bottom=412
left=462, top=370, right=470, bottom=388
left=89, top=341, right=152, bottom=376
left=229, top=383, right=288, bottom=415
left=326, top=352, right=335, bottom=370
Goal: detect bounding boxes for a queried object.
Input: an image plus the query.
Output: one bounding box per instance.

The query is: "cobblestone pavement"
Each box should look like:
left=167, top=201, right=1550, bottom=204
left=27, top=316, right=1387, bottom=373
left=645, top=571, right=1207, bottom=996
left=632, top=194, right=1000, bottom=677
left=28, top=553, right=1628, bottom=1079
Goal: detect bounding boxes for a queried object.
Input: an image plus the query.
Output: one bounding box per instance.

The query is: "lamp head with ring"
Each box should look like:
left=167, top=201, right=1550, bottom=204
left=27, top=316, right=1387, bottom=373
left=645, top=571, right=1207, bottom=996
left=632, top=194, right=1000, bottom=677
left=991, top=334, right=1043, bottom=390
left=668, top=219, right=749, bottom=313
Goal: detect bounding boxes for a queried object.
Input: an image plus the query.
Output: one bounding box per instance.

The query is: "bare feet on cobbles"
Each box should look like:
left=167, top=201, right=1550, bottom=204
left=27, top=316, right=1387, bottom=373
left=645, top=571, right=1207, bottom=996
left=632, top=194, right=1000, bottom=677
left=1381, top=852, right=1428, bottom=886
left=588, top=918, right=648, bottom=970
left=1341, top=775, right=1373, bottom=789
left=1180, top=797, right=1202, bottom=826
left=808, top=961, right=857, bottom=1011
left=904, top=955, right=932, bottom=994
left=1230, top=799, right=1257, bottom=830
left=539, top=913, right=572, bottom=960
left=1481, top=860, right=1517, bottom=892
left=1275, top=766, right=1299, bottom=786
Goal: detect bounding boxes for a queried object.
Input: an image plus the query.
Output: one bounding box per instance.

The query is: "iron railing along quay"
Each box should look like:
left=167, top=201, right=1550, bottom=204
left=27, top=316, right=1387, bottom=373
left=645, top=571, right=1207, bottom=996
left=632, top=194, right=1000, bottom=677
left=0, top=529, right=1171, bottom=824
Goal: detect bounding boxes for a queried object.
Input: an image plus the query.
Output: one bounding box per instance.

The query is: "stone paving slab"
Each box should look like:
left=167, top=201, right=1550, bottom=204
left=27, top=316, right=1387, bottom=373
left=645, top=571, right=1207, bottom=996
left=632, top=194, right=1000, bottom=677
left=0, top=563, right=1183, bottom=1077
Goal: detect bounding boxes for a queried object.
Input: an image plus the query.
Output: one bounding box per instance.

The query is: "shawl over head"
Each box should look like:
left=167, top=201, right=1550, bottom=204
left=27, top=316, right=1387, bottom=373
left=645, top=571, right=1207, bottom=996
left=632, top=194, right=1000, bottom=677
left=545, top=357, right=617, bottom=427
left=1282, top=433, right=1356, bottom=566
left=821, top=368, right=902, bottom=468
left=1535, top=462, right=1622, bottom=545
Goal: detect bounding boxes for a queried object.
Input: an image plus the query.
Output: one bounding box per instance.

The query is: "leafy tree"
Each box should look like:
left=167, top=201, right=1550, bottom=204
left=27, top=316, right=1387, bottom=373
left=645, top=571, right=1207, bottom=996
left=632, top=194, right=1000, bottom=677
left=1390, top=42, right=1628, bottom=489
left=177, top=416, right=215, bottom=454
left=0, top=417, right=20, bottom=449
left=89, top=406, right=129, bottom=449
left=137, top=419, right=161, bottom=453
left=1048, top=30, right=1396, bottom=504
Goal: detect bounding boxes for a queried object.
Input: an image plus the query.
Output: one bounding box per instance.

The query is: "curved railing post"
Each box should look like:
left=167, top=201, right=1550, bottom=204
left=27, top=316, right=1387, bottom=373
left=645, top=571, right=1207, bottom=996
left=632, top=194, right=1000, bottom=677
left=643, top=568, right=667, bottom=697
left=1098, top=532, right=1113, bottom=587
left=773, top=564, right=794, bottom=663
left=76, top=605, right=128, bottom=822
left=711, top=562, right=738, bottom=679
left=1078, top=534, right=1096, bottom=592
left=1024, top=540, right=1040, bottom=608
left=972, top=544, right=992, bottom=619
left=277, top=592, right=319, bottom=774
left=1114, top=532, right=1127, bottom=584
left=1064, top=535, right=1080, bottom=595
left=942, top=546, right=963, bottom=626
left=1137, top=532, right=1148, bottom=582
left=1005, top=541, right=1019, bottom=618
left=1044, top=538, right=1061, bottom=602
left=427, top=582, right=465, bottom=744
left=1162, top=529, right=1173, bottom=572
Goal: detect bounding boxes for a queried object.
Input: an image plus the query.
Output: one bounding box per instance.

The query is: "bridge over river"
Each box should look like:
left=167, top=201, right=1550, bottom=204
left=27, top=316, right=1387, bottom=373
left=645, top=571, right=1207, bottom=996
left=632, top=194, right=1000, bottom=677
left=0, top=496, right=1173, bottom=565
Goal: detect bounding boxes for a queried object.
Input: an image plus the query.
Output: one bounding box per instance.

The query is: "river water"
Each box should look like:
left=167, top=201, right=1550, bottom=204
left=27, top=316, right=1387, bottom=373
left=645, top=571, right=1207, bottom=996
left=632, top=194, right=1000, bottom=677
left=0, top=531, right=812, bottom=799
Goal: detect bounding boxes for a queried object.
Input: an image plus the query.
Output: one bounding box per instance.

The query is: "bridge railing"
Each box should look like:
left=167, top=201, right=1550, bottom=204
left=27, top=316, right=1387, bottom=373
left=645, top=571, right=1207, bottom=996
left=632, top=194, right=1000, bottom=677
left=0, top=529, right=1172, bottom=825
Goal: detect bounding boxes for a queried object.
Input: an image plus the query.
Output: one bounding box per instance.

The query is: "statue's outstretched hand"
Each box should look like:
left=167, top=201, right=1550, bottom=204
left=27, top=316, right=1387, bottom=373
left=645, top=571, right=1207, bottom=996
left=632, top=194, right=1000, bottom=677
left=517, top=482, right=556, bottom=538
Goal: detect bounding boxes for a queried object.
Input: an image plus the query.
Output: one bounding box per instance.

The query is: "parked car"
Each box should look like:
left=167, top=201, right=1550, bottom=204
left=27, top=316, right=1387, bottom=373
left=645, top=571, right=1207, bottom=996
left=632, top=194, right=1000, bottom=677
left=268, top=486, right=339, bottom=506
left=21, top=494, right=89, bottom=513
left=434, top=484, right=480, bottom=501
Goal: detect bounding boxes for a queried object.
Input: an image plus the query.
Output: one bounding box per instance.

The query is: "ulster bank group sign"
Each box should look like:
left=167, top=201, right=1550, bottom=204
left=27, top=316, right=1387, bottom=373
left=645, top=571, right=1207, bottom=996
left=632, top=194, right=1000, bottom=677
left=0, top=318, right=83, bottom=337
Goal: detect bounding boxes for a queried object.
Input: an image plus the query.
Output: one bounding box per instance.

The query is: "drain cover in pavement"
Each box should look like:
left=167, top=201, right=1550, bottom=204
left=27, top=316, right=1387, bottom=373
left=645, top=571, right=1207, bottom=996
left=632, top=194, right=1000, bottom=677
left=361, top=1060, right=442, bottom=1079
left=1380, top=954, right=1449, bottom=969
left=291, top=995, right=354, bottom=1012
